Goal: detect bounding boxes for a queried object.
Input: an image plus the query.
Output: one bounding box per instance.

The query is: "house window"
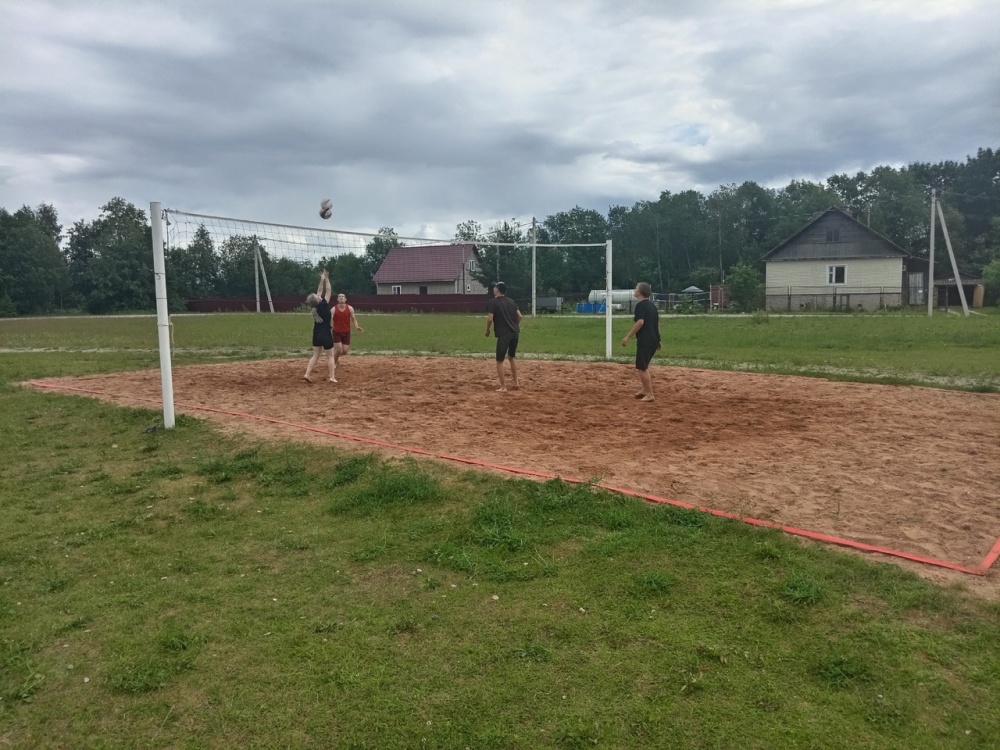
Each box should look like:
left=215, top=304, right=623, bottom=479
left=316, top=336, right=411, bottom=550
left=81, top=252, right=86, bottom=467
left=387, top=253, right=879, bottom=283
left=827, top=265, right=845, bottom=284
left=826, top=228, right=841, bottom=242
left=419, top=286, right=428, bottom=295
left=467, top=258, right=475, bottom=271
left=391, top=285, right=402, bottom=295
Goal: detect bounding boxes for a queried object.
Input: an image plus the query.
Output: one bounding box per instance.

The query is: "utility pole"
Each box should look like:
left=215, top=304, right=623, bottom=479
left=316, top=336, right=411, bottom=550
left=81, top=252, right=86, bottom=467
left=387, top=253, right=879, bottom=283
left=927, top=190, right=935, bottom=316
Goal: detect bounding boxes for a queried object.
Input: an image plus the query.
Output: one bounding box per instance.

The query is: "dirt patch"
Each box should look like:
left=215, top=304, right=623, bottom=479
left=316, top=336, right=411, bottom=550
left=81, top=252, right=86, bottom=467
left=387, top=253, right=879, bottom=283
left=31, top=355, right=1000, bottom=597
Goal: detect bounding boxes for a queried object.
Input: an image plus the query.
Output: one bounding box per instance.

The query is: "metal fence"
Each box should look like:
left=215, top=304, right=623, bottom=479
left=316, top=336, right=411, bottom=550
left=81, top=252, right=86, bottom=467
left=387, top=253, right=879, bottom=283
left=765, top=286, right=905, bottom=312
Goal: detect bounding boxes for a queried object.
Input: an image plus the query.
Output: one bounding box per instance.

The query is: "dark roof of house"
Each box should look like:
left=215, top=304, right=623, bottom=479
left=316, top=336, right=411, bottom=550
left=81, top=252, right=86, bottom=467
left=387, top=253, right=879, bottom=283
left=372, top=244, right=479, bottom=284
left=762, top=207, right=911, bottom=261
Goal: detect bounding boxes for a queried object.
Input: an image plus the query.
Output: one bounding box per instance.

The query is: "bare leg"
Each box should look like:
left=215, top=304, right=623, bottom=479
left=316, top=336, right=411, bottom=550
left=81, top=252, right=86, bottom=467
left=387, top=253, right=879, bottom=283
left=333, top=342, right=343, bottom=367
left=304, top=347, right=322, bottom=382
left=638, top=369, right=654, bottom=401
left=326, top=349, right=337, bottom=382
left=508, top=356, right=519, bottom=389
left=495, top=360, right=506, bottom=392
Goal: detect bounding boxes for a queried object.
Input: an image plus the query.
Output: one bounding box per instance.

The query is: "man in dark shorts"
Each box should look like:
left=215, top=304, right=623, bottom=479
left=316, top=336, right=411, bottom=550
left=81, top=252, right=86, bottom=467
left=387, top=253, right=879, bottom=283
left=304, top=270, right=336, bottom=383
left=484, top=281, right=523, bottom=392
left=620, top=281, right=661, bottom=401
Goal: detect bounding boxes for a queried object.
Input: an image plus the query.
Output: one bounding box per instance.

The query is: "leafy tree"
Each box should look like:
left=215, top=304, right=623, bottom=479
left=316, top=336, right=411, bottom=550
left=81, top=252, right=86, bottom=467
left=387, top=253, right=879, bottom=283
left=166, top=224, right=220, bottom=303
left=64, top=217, right=97, bottom=307
left=536, top=207, right=607, bottom=295
left=327, top=253, right=371, bottom=296
left=0, top=204, right=69, bottom=314
left=217, top=235, right=263, bottom=298
left=983, top=257, right=1000, bottom=306
left=266, top=257, right=316, bottom=297
left=454, top=220, right=482, bottom=242
left=471, top=220, right=530, bottom=301
left=362, top=228, right=401, bottom=287
left=65, top=198, right=152, bottom=313
left=726, top=263, right=764, bottom=311
left=687, top=264, right=720, bottom=291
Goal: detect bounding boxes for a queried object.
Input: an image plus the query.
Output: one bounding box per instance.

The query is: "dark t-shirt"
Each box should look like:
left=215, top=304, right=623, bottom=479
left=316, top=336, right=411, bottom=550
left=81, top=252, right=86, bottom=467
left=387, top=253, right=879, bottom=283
left=634, top=298, right=660, bottom=346
left=486, top=295, right=520, bottom=338
left=314, top=300, right=331, bottom=329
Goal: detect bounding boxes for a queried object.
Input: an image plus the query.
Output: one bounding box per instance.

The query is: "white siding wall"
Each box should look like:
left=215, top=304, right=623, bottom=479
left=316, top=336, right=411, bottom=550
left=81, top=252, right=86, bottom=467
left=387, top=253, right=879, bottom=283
left=376, top=281, right=458, bottom=295
left=766, top=258, right=902, bottom=289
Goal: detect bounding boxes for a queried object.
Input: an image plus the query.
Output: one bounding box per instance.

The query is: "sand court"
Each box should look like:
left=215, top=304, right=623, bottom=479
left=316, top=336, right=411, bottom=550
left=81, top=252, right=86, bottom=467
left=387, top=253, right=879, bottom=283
left=32, top=355, right=1000, bottom=592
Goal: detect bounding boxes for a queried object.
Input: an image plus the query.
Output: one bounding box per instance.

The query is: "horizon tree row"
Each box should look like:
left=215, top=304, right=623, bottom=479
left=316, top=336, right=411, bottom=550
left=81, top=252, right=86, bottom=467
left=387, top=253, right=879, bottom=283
left=1, top=148, right=997, bottom=315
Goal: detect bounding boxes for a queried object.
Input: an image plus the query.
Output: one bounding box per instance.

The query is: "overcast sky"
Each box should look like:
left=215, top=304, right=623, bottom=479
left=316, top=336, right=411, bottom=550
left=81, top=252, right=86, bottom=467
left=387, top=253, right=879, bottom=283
left=1, top=0, right=997, bottom=239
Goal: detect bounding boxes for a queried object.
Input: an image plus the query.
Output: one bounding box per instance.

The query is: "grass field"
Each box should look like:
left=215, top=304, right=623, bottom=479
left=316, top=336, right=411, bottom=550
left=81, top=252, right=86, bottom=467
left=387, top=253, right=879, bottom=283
left=1, top=312, right=999, bottom=748
left=3, top=308, right=999, bottom=389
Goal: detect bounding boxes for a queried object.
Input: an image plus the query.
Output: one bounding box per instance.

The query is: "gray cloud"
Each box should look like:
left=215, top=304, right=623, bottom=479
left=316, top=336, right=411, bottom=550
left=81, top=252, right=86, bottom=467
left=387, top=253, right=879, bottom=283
left=0, top=0, right=996, bottom=237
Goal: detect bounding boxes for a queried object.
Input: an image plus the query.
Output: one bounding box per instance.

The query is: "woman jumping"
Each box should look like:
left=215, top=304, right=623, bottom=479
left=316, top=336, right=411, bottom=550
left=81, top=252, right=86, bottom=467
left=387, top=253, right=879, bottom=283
left=304, top=270, right=337, bottom=383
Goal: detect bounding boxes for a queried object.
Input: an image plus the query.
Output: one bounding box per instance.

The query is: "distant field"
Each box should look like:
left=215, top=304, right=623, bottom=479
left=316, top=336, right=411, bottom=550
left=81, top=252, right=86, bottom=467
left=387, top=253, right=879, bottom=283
left=2, top=309, right=998, bottom=390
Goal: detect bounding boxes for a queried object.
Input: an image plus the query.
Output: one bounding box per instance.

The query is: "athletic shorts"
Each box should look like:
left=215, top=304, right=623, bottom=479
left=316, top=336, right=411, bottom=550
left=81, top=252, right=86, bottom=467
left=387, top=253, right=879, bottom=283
left=496, top=333, right=519, bottom=362
left=333, top=331, right=351, bottom=346
left=635, top=340, right=657, bottom=371
left=313, top=327, right=334, bottom=350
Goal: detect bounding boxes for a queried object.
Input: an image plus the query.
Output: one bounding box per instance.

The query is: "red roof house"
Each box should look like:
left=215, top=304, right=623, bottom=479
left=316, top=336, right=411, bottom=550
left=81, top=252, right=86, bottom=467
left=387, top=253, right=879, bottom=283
left=372, top=244, right=488, bottom=295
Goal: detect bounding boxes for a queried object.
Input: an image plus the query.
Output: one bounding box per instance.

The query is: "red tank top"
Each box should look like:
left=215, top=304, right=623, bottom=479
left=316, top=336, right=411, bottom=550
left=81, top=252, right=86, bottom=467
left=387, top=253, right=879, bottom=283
left=332, top=304, right=352, bottom=334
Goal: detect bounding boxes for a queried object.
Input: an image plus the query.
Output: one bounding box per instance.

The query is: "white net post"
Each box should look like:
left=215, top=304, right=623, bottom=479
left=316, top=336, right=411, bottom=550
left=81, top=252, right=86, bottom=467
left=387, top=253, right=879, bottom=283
left=149, top=202, right=175, bottom=429
left=531, top=218, right=537, bottom=318
left=605, top=239, right=613, bottom=360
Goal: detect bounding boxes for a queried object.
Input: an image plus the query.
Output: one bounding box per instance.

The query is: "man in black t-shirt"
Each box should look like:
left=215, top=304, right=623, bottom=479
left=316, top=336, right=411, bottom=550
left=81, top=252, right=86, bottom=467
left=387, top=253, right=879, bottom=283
left=485, top=281, right=523, bottom=392
left=620, top=282, right=661, bottom=401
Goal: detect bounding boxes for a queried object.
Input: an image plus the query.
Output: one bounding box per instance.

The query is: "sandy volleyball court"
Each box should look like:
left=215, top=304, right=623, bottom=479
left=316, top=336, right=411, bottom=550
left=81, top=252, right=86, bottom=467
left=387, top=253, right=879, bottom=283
left=32, top=355, right=1000, bottom=594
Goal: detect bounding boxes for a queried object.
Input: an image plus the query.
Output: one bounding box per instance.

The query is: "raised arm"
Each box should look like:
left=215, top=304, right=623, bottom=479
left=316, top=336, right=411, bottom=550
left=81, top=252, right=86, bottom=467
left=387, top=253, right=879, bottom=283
left=321, top=270, right=332, bottom=302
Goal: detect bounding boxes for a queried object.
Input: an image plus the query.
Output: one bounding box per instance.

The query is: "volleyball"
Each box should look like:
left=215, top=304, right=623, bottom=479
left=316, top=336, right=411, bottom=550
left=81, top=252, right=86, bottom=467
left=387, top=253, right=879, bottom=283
left=319, top=198, right=332, bottom=220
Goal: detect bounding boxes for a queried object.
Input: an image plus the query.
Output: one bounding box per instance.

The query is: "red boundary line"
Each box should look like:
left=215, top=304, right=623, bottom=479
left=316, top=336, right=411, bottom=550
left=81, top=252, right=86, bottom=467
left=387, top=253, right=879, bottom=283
left=26, top=380, right=998, bottom=576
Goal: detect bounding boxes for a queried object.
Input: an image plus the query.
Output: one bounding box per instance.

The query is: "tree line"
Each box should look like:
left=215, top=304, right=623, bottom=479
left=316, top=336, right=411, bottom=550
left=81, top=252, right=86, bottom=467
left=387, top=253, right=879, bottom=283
left=1, top=147, right=998, bottom=316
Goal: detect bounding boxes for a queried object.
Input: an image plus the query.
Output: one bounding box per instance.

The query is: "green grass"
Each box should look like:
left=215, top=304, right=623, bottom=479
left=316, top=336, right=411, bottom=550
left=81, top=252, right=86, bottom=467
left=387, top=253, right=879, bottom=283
left=3, top=309, right=998, bottom=390
left=1, top=314, right=999, bottom=747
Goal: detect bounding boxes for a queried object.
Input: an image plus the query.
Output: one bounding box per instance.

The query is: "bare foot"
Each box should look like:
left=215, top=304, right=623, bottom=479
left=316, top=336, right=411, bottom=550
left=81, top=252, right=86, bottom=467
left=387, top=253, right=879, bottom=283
left=634, top=391, right=645, bottom=399
left=640, top=395, right=655, bottom=402
left=496, top=387, right=507, bottom=392
left=511, top=381, right=520, bottom=390
left=328, top=377, right=338, bottom=383
left=304, top=375, right=313, bottom=383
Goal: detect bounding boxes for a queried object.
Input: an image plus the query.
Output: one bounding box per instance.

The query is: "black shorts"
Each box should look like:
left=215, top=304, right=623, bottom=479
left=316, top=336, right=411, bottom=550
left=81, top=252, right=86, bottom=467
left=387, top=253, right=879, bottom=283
left=496, top=333, right=519, bottom=362
left=313, top=326, right=334, bottom=350
left=635, top=340, right=657, bottom=371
